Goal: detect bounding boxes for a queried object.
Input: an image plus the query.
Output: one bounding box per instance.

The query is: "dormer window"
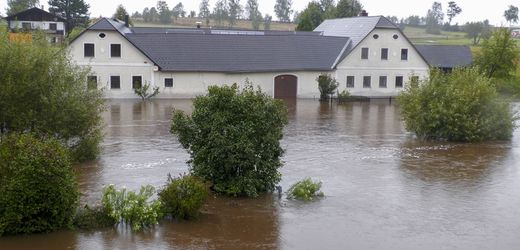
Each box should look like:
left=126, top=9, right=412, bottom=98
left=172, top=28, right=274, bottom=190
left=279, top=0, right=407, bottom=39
left=110, top=44, right=121, bottom=58
left=361, top=48, right=369, bottom=59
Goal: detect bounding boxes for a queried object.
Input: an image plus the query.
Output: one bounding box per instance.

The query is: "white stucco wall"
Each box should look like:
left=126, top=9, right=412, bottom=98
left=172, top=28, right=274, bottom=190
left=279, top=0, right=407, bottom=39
left=155, top=71, right=325, bottom=99
left=69, top=27, right=429, bottom=99
left=334, top=28, right=429, bottom=97
left=69, top=30, right=156, bottom=98
left=69, top=30, right=327, bottom=99
left=9, top=20, right=65, bottom=34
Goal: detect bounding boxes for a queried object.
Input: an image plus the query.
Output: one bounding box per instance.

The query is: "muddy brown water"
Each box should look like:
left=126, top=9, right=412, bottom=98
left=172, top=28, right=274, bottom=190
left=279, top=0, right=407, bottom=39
left=1, top=99, right=519, bottom=250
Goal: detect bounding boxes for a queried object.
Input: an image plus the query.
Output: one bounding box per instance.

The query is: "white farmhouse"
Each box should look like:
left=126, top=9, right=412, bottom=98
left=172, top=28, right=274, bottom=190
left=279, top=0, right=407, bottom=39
left=5, top=7, right=66, bottom=43
left=68, top=15, right=472, bottom=99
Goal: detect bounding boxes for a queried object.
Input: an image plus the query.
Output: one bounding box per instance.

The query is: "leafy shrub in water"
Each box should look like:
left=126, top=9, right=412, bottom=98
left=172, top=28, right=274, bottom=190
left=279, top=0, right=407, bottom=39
left=0, top=30, right=105, bottom=162
left=0, top=133, right=79, bottom=235
left=171, top=84, right=288, bottom=197
left=287, top=178, right=324, bottom=201
left=158, top=174, right=208, bottom=219
left=73, top=205, right=117, bottom=230
left=317, top=73, right=338, bottom=101
left=134, top=82, right=160, bottom=101
left=398, top=68, right=516, bottom=142
left=101, top=185, right=162, bottom=231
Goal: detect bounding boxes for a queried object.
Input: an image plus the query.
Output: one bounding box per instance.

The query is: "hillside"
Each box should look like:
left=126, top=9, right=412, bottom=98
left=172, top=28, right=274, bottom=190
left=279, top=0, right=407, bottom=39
left=402, top=26, right=472, bottom=46
left=133, top=17, right=296, bottom=31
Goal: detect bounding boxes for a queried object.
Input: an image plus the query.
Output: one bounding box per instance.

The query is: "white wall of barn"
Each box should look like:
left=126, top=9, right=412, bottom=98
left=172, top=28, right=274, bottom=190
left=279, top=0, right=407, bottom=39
left=69, top=30, right=327, bottom=99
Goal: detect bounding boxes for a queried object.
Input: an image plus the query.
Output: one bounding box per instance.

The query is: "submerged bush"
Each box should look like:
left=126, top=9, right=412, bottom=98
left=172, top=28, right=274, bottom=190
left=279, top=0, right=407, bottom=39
left=158, top=174, right=208, bottom=219
left=0, top=133, right=79, bottom=235
left=0, top=31, right=105, bottom=162
left=73, top=205, right=117, bottom=230
left=317, top=74, right=338, bottom=101
left=101, top=185, right=162, bottom=231
left=398, top=68, right=516, bottom=142
left=287, top=178, right=324, bottom=201
left=171, top=84, right=288, bottom=197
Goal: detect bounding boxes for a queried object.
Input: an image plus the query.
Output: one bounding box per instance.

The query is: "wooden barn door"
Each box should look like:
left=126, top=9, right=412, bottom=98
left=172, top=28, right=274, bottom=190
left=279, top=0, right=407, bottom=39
left=274, top=75, right=297, bottom=99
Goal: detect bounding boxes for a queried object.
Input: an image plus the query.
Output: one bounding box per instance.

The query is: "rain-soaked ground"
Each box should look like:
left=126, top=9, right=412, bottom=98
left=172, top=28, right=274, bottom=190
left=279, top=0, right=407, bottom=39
left=1, top=99, right=519, bottom=250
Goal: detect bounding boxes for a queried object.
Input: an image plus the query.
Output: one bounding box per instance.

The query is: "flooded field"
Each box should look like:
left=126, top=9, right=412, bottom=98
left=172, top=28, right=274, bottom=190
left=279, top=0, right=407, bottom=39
left=1, top=99, right=519, bottom=250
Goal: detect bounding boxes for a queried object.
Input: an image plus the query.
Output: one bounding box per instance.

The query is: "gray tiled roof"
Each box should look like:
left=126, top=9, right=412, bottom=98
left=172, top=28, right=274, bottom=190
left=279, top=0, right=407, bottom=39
left=415, top=45, right=473, bottom=68
left=314, top=16, right=397, bottom=48
left=89, top=18, right=132, bottom=34
left=5, top=7, right=66, bottom=22
left=125, top=33, right=350, bottom=72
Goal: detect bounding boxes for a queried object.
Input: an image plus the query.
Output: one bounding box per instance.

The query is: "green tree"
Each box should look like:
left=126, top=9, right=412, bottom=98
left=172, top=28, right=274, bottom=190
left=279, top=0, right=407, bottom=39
left=0, top=133, right=79, bottom=235
left=0, top=31, right=105, bottom=162
left=172, top=2, right=186, bottom=19
left=464, top=20, right=491, bottom=45
left=264, top=14, right=272, bottom=30
left=320, top=0, right=337, bottom=18
left=317, top=73, right=338, bottom=101
left=143, top=7, right=151, bottom=22
left=398, top=68, right=516, bottom=142
left=213, top=0, right=229, bottom=26
left=157, top=1, right=171, bottom=24
left=227, top=0, right=242, bottom=27
left=446, top=1, right=462, bottom=25
left=48, top=0, right=90, bottom=32
left=6, top=0, right=39, bottom=15
left=336, top=0, right=362, bottom=18
left=199, top=0, right=211, bottom=26
left=246, top=0, right=262, bottom=30
left=295, top=1, right=323, bottom=31
left=504, top=5, right=519, bottom=26
left=425, top=1, right=444, bottom=34
left=131, top=11, right=141, bottom=18
left=113, top=4, right=132, bottom=26
left=476, top=28, right=520, bottom=79
left=171, top=84, right=288, bottom=197
left=406, top=15, right=421, bottom=26
left=274, top=0, right=293, bottom=22
left=149, top=7, right=159, bottom=22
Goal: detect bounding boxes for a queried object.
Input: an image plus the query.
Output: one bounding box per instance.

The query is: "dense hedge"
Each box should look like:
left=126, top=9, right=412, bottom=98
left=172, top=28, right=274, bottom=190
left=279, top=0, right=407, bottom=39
left=171, top=84, right=288, bottom=197
left=398, top=68, right=516, bottom=142
left=0, top=133, right=79, bottom=235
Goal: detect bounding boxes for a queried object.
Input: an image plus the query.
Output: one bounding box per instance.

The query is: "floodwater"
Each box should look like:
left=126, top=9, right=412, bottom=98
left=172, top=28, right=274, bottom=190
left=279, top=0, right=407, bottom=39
left=1, top=99, right=519, bottom=250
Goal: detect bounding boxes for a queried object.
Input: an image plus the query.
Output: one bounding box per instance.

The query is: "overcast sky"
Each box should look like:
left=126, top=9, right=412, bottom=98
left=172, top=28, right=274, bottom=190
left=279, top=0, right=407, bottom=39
left=1, top=0, right=517, bottom=26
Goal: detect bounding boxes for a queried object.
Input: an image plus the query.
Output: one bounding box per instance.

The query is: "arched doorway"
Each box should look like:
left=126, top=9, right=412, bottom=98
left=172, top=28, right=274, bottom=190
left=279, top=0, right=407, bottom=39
left=274, top=75, right=297, bottom=99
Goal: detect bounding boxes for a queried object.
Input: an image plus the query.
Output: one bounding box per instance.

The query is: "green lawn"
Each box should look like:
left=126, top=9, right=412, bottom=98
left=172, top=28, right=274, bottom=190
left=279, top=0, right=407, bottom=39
left=403, top=26, right=473, bottom=45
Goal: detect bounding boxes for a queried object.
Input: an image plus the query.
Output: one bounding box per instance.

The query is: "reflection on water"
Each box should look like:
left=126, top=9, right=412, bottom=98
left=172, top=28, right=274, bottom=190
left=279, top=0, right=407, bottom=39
left=1, top=99, right=519, bottom=250
left=399, top=141, right=510, bottom=184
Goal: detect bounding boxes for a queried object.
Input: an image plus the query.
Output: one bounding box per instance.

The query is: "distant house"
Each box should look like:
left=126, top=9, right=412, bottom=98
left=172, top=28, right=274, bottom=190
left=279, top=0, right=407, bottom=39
left=68, top=14, right=472, bottom=99
left=5, top=7, right=66, bottom=43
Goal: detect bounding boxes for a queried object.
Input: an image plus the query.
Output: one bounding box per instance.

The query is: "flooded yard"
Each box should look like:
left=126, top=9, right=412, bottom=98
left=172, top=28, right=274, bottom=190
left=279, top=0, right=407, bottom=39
left=1, top=99, right=519, bottom=249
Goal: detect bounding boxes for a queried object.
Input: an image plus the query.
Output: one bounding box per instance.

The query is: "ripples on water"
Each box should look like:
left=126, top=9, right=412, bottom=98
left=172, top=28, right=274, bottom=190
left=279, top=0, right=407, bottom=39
left=1, top=99, right=519, bottom=250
